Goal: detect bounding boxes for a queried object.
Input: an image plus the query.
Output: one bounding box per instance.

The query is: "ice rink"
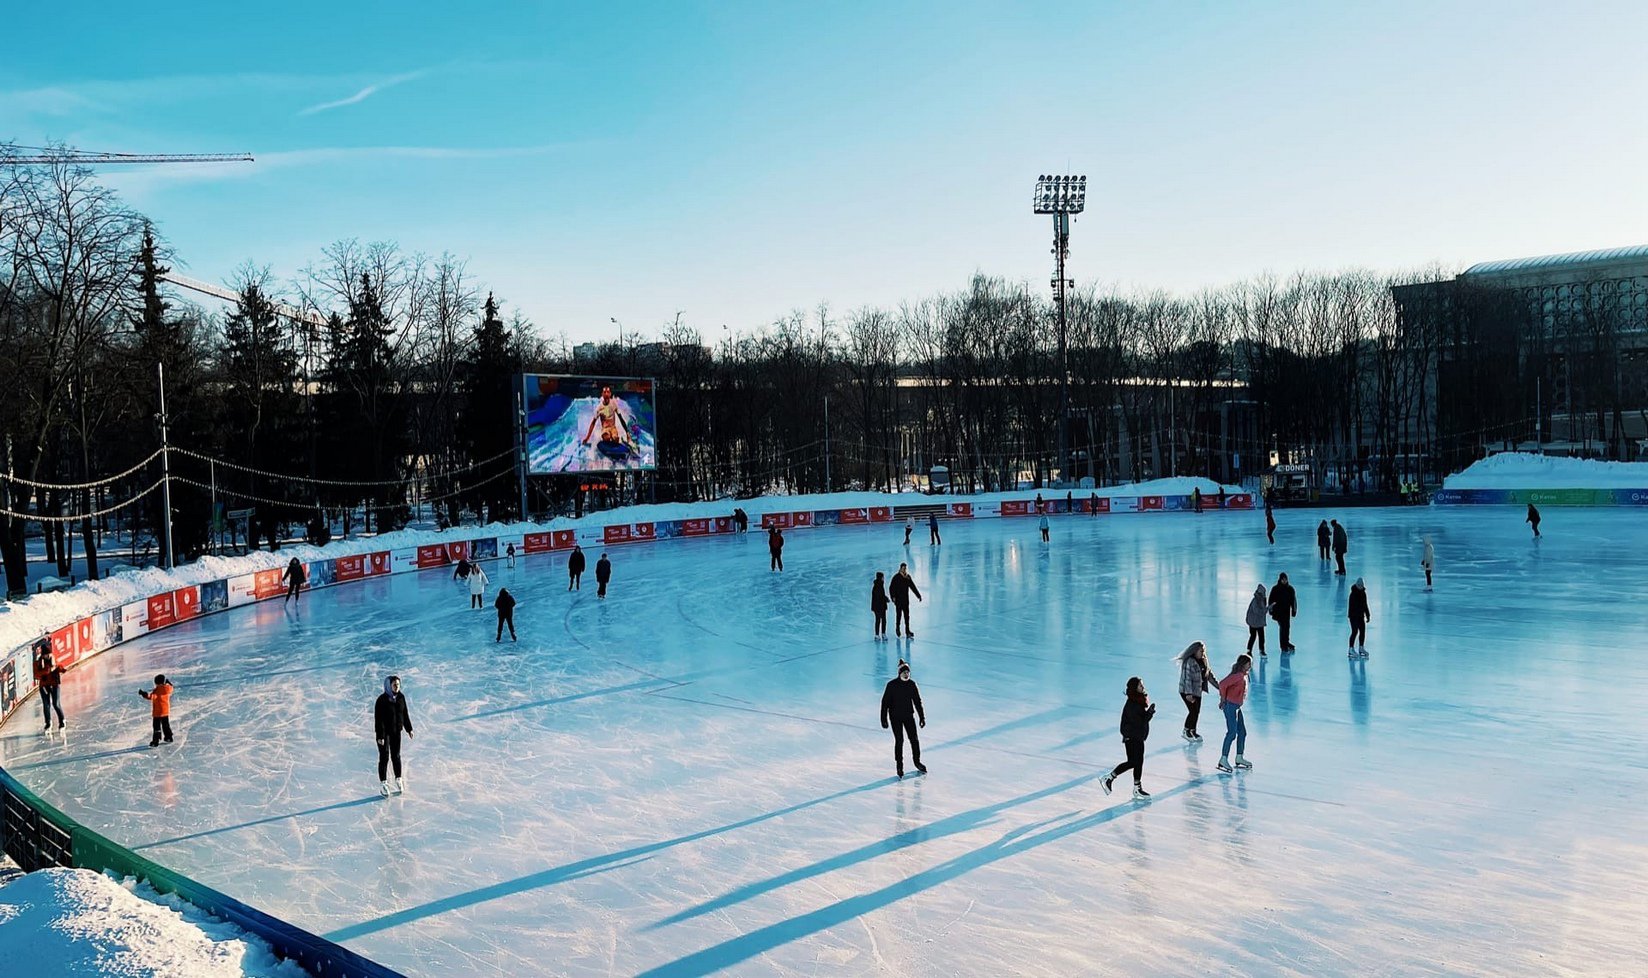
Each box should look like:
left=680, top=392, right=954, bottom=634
left=3, top=506, right=1643, bottom=977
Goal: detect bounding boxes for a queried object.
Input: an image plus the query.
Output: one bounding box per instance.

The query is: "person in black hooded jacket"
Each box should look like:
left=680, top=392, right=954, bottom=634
left=374, top=676, right=414, bottom=796
left=568, top=545, right=586, bottom=590
left=1102, top=677, right=1156, bottom=799
left=1269, top=572, right=1297, bottom=652
left=495, top=587, right=517, bottom=642
left=870, top=571, right=890, bottom=640
left=282, top=557, right=306, bottom=603
left=595, top=552, right=612, bottom=598
left=880, top=660, right=926, bottom=778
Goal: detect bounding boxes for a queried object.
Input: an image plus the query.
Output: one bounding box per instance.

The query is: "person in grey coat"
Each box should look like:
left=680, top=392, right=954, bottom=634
left=1175, top=640, right=1215, bottom=741
left=1244, top=584, right=1268, bottom=656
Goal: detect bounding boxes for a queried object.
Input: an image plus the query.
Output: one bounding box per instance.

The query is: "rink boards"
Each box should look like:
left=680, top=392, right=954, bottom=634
left=1433, top=487, right=1648, bottom=506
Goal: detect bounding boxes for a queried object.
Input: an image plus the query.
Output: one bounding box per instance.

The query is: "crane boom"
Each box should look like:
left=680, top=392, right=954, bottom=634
left=160, top=272, right=327, bottom=326
left=4, top=149, right=253, bottom=165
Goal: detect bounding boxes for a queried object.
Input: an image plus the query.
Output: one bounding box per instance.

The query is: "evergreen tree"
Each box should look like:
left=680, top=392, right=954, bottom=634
left=459, top=292, right=521, bottom=520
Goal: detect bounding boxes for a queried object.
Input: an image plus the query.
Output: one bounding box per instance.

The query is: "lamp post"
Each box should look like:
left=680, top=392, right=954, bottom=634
left=1033, top=174, right=1086, bottom=484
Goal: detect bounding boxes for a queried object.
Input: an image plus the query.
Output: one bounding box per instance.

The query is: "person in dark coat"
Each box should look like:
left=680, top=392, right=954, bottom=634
left=880, top=659, right=926, bottom=778
left=1264, top=493, right=1277, bottom=544
left=870, top=571, right=890, bottom=640
left=1192, top=487, right=1203, bottom=513
left=1035, top=492, right=1045, bottom=514
left=595, top=552, right=612, bottom=598
left=1317, top=520, right=1331, bottom=562
left=768, top=527, right=785, bottom=571
left=1331, top=519, right=1349, bottom=575
left=1217, top=486, right=1227, bottom=510
left=1526, top=503, right=1541, bottom=538
left=34, top=644, right=65, bottom=733
left=1090, top=491, right=1099, bottom=516
left=928, top=512, right=941, bottom=545
left=282, top=557, right=306, bottom=603
left=1347, top=578, right=1371, bottom=657
left=1102, top=677, right=1156, bottom=799
left=889, top=562, right=923, bottom=637
left=1269, top=572, right=1298, bottom=652
left=452, top=557, right=471, bottom=581
left=568, top=545, right=586, bottom=590
left=374, top=675, right=414, bottom=795
left=495, top=587, right=517, bottom=642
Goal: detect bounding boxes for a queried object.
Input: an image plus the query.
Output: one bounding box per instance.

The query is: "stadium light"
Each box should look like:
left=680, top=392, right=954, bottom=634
left=1033, top=174, right=1087, bottom=483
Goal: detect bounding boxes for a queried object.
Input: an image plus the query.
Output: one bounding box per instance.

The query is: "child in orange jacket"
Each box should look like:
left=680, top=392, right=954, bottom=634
left=139, top=674, right=174, bottom=747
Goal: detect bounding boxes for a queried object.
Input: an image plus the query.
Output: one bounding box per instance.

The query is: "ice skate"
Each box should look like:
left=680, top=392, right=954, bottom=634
left=380, top=781, right=390, bottom=797
left=1234, top=755, right=1252, bottom=769
left=1191, top=731, right=1203, bottom=741
left=1217, top=758, right=1233, bottom=773
left=1182, top=728, right=1195, bottom=741
left=1101, top=775, right=1114, bottom=795
left=1358, top=647, right=1368, bottom=658
left=1348, top=648, right=1358, bottom=658
left=395, top=776, right=406, bottom=794
left=915, top=762, right=927, bottom=774
left=1132, top=784, right=1150, bottom=799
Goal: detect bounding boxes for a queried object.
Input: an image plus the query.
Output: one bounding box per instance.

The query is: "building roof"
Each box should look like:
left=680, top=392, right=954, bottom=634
left=1463, top=244, right=1648, bottom=279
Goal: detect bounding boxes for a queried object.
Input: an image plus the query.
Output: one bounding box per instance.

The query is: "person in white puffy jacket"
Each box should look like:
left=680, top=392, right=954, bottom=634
left=468, top=563, right=489, bottom=609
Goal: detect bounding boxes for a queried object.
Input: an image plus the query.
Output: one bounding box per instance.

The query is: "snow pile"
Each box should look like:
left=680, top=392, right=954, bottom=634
left=0, top=868, right=309, bottom=977
left=1444, top=453, right=1648, bottom=489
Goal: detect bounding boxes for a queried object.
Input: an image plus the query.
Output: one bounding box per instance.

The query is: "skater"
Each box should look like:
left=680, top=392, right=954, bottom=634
left=1421, top=536, right=1435, bottom=590
left=495, top=587, right=517, bottom=642
left=1216, top=654, right=1253, bottom=773
left=1090, top=491, right=1099, bottom=516
left=1348, top=577, right=1370, bottom=657
left=1038, top=513, right=1050, bottom=542
left=768, top=526, right=785, bottom=571
left=468, top=562, right=489, bottom=609
left=1269, top=572, right=1297, bottom=652
left=373, top=675, right=414, bottom=796
left=1217, top=486, right=1227, bottom=510
left=505, top=542, right=516, bottom=569
left=1316, top=520, right=1331, bottom=562
left=1065, top=490, right=1073, bottom=514
left=1526, top=503, right=1541, bottom=538
left=889, top=562, right=923, bottom=637
left=735, top=507, right=749, bottom=533
left=1264, top=495, right=1277, bottom=545
left=1175, top=641, right=1215, bottom=741
left=928, top=512, right=941, bottom=545
left=1331, top=519, right=1348, bottom=575
left=870, top=571, right=890, bottom=639
left=595, top=552, right=612, bottom=598
left=1035, top=492, right=1045, bottom=514
left=880, top=659, right=926, bottom=778
left=138, top=674, right=174, bottom=747
left=282, top=557, right=306, bottom=603
left=1192, top=487, right=1203, bottom=513
left=1244, top=584, right=1268, bottom=655
left=903, top=517, right=913, bottom=546
left=1101, top=677, right=1156, bottom=799
left=34, top=644, right=65, bottom=732
left=568, top=544, right=585, bottom=590
left=452, top=556, right=472, bottom=581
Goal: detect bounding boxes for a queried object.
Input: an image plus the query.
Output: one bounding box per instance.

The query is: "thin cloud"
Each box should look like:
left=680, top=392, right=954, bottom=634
left=297, top=71, right=428, bottom=116
left=97, top=144, right=573, bottom=193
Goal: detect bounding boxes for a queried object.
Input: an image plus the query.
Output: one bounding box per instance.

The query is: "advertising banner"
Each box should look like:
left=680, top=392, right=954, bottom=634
left=446, top=541, right=470, bottom=562
left=1000, top=500, right=1030, bottom=516
left=522, top=374, right=658, bottom=473
left=522, top=532, right=556, bottom=554
left=679, top=518, right=711, bottom=537
left=50, top=624, right=78, bottom=668
left=1139, top=496, right=1164, bottom=511
left=812, top=510, right=841, bottom=527
left=254, top=568, right=286, bottom=600
left=603, top=524, right=632, bottom=545
left=1091, top=496, right=1111, bottom=513
left=172, top=585, right=202, bottom=622
left=792, top=513, right=813, bottom=527
left=0, top=650, right=16, bottom=717
left=307, top=560, right=336, bottom=589
left=949, top=503, right=973, bottom=518
left=632, top=523, right=656, bottom=542
left=415, top=545, right=450, bottom=569
left=762, top=513, right=792, bottom=530
left=199, top=579, right=228, bottom=614
left=838, top=509, right=869, bottom=524
left=712, top=516, right=734, bottom=533
left=869, top=507, right=892, bottom=522
left=335, top=555, right=367, bottom=582
left=368, top=551, right=391, bottom=576
left=76, top=617, right=96, bottom=655
left=1229, top=494, right=1254, bottom=509
left=146, top=593, right=176, bottom=631
left=392, top=547, right=422, bottom=573
left=122, top=599, right=151, bottom=638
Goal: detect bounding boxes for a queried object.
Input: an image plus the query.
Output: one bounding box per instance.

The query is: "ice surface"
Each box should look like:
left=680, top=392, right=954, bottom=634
left=2, top=507, right=1643, bottom=977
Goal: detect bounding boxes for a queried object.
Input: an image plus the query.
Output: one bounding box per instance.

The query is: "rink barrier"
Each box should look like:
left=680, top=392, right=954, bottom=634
left=1432, top=487, right=1648, bottom=506
left=0, top=768, right=404, bottom=978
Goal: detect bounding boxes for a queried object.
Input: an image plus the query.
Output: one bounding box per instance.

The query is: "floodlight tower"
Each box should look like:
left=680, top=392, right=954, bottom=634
left=1033, top=174, right=1086, bottom=483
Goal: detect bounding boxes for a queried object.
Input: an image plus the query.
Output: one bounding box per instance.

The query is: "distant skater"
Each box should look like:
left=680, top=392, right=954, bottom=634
left=452, top=557, right=472, bottom=581
left=506, top=543, right=516, bottom=569
left=283, top=557, right=306, bottom=603
left=928, top=512, right=941, bottom=545
left=495, top=587, right=517, bottom=642
left=890, top=562, right=923, bottom=637
left=880, top=660, right=926, bottom=779
left=1192, top=487, right=1203, bottom=513
left=1102, top=677, right=1156, bottom=799
left=1244, top=584, right=1268, bottom=656
left=468, top=563, right=489, bottom=608
left=1039, top=513, right=1050, bottom=542
left=595, top=552, right=612, bottom=598
left=1090, top=492, right=1099, bottom=516
left=769, top=527, right=785, bottom=571
left=1526, top=503, right=1541, bottom=538
left=871, top=571, right=890, bottom=640
left=1217, top=486, right=1227, bottom=510
left=903, top=517, right=913, bottom=546
left=34, top=644, right=65, bottom=733
left=1035, top=492, right=1045, bottom=514
left=374, top=675, right=413, bottom=796
left=1264, top=495, right=1277, bottom=545
left=1317, top=520, right=1331, bottom=562
left=139, top=674, right=174, bottom=747
left=1348, top=577, right=1370, bottom=658
left=568, top=544, right=585, bottom=590
left=1217, top=654, right=1253, bottom=773
left=1331, top=519, right=1348, bottom=575
left=1176, top=641, right=1215, bottom=741
left=1270, top=572, right=1297, bottom=652
left=1421, top=536, right=1435, bottom=590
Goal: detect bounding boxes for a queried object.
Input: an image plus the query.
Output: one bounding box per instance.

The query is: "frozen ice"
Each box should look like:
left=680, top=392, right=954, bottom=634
left=2, top=506, right=1643, bottom=976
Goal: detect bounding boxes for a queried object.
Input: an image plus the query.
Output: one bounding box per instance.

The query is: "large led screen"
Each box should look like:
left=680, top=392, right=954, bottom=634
left=522, top=375, right=658, bottom=473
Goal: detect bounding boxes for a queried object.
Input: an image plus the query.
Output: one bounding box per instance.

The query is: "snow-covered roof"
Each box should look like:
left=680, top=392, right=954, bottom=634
left=1462, top=244, right=1648, bottom=279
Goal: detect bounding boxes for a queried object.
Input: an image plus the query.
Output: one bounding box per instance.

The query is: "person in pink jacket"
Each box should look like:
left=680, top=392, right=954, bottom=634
left=1217, top=653, right=1254, bottom=774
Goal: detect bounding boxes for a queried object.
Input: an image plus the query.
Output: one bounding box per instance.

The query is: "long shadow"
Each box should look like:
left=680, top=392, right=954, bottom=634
left=9, top=745, right=149, bottom=771
left=446, top=678, right=677, bottom=723
left=132, top=795, right=381, bottom=851
left=638, top=775, right=1219, bottom=977
left=646, top=771, right=1099, bottom=930
left=323, top=776, right=896, bottom=943
left=181, top=656, right=381, bottom=689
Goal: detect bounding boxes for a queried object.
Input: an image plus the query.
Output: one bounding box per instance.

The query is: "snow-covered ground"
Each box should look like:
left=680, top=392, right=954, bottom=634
left=1, top=504, right=1639, bottom=977
left=0, top=868, right=309, bottom=977
left=1443, top=451, right=1648, bottom=489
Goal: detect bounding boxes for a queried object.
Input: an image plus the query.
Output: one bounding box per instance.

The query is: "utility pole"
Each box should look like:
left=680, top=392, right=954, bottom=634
left=824, top=395, right=832, bottom=492
left=516, top=386, right=530, bottom=521
left=1033, top=175, right=1086, bottom=485
left=157, top=363, right=175, bottom=570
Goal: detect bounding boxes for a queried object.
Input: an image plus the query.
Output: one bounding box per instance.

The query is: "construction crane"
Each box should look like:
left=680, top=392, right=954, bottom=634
left=4, top=145, right=253, bottom=165
left=160, top=271, right=327, bottom=326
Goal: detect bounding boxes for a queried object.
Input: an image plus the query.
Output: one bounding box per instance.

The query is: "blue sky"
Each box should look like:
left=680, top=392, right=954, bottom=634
left=5, top=1, right=1647, bottom=343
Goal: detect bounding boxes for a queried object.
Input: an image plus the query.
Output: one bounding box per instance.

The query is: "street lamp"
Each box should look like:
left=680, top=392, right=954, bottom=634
left=1033, top=174, right=1086, bottom=483
left=610, top=317, right=624, bottom=347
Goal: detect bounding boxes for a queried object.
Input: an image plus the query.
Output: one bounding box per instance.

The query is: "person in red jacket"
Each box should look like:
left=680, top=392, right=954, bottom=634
left=139, top=674, right=174, bottom=747
left=1217, top=655, right=1252, bottom=773
left=34, top=645, right=65, bottom=733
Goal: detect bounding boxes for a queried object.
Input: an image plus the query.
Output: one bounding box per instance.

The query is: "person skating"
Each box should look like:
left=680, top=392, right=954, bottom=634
left=1331, top=519, right=1349, bottom=575
left=1035, top=492, right=1045, bottom=514
left=1216, top=654, right=1253, bottom=773
left=1101, top=677, right=1156, bottom=799
left=769, top=527, right=785, bottom=571
left=282, top=557, right=306, bottom=603
left=468, top=562, right=489, bottom=609
left=735, top=507, right=749, bottom=533
left=139, top=674, right=174, bottom=747
left=374, top=675, right=414, bottom=796
left=595, top=552, right=612, bottom=599
left=1269, top=572, right=1297, bottom=652
left=1192, top=487, right=1203, bottom=513
left=1317, top=520, right=1331, bottom=562
left=1526, top=503, right=1541, bottom=538
left=1065, top=490, right=1073, bottom=514
left=568, top=544, right=586, bottom=590
left=928, top=512, right=941, bottom=545
left=889, top=562, right=923, bottom=637
left=880, top=659, right=926, bottom=778
left=34, top=644, right=65, bottom=733
left=452, top=557, right=472, bottom=581
left=1421, top=536, right=1435, bottom=590
left=903, top=517, right=913, bottom=546
left=1039, top=513, right=1050, bottom=543
left=1348, top=577, right=1371, bottom=658
left=505, top=542, right=517, bottom=569
left=1089, top=491, right=1099, bottom=516
left=1264, top=494, right=1277, bottom=545
left=1244, top=584, right=1268, bottom=656
left=870, top=571, right=890, bottom=640
left=1217, top=486, right=1227, bottom=510
left=1175, top=641, right=1215, bottom=741
left=495, top=587, right=517, bottom=642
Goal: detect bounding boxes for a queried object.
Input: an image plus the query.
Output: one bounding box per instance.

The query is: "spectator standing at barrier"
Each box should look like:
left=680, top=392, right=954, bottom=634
left=468, top=563, right=489, bottom=609
left=374, top=675, right=414, bottom=796
left=769, top=527, right=785, bottom=571
left=568, top=545, right=586, bottom=590
left=929, top=512, right=942, bottom=545
left=495, top=587, right=517, bottom=642
left=890, top=562, right=923, bottom=637
left=870, top=571, right=890, bottom=640
left=1331, top=519, right=1349, bottom=575
left=880, top=659, right=927, bottom=778
left=1270, top=572, right=1298, bottom=652
left=595, top=552, right=612, bottom=598
left=139, top=674, right=174, bottom=747
left=34, top=645, right=65, bottom=734
left=282, top=557, right=306, bottom=603
left=1317, top=520, right=1331, bottom=562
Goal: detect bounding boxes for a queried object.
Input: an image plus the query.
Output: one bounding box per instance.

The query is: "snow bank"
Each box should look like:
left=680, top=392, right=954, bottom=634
left=1444, top=453, right=1648, bottom=490
left=0, top=868, right=309, bottom=978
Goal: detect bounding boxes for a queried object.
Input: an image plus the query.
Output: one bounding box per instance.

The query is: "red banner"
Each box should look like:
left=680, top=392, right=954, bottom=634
left=173, top=585, right=202, bottom=622
left=712, top=516, right=733, bottom=533
left=680, top=518, right=710, bottom=536
left=603, top=524, right=632, bottom=544
left=1229, top=494, right=1254, bottom=509
left=446, top=541, right=469, bottom=561
left=76, top=617, right=95, bottom=653
left=335, top=555, right=367, bottom=582
left=50, top=625, right=78, bottom=668
left=1001, top=500, right=1030, bottom=516
left=869, top=507, right=893, bottom=522
left=523, top=532, right=555, bottom=554
left=416, top=545, right=451, bottom=568
left=369, top=551, right=391, bottom=575
left=1140, top=496, right=1164, bottom=511
left=147, top=593, right=177, bottom=630
left=253, top=568, right=286, bottom=600
left=839, top=508, right=868, bottom=524
left=1091, top=497, right=1111, bottom=514
left=633, top=523, right=656, bottom=541
left=948, top=503, right=973, bottom=518
left=762, top=513, right=792, bottom=529
left=792, top=512, right=812, bottom=527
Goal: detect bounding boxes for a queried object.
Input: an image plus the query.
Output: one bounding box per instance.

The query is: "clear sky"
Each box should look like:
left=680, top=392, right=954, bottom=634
left=5, top=1, right=1646, bottom=343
